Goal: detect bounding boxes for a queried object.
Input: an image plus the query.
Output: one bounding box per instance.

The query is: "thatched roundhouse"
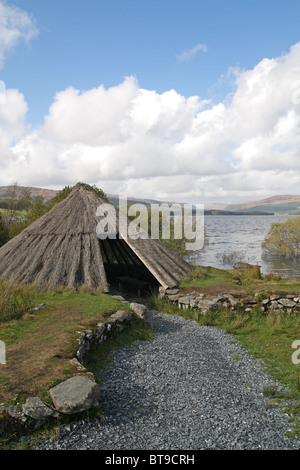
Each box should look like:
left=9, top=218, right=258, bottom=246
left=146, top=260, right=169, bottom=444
left=0, top=183, right=191, bottom=292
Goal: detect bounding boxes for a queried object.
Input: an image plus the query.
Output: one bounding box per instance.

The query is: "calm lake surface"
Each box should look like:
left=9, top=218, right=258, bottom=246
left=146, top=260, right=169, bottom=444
left=187, top=215, right=300, bottom=279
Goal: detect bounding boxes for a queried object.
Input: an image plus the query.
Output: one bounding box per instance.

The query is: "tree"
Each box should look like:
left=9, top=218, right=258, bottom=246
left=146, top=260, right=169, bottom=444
left=9, top=199, right=48, bottom=239
left=262, top=217, right=300, bottom=257
left=5, top=182, right=32, bottom=210
left=7, top=184, right=109, bottom=239
left=0, top=215, right=9, bottom=247
left=45, top=185, right=74, bottom=210
left=92, top=185, right=109, bottom=202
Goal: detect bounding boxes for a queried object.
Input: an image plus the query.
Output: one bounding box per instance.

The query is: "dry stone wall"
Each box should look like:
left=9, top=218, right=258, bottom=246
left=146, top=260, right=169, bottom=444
left=159, top=287, right=300, bottom=315
left=76, top=310, right=135, bottom=363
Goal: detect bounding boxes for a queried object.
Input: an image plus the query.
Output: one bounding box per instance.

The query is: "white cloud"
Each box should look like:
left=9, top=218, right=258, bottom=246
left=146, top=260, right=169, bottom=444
left=0, top=88, right=28, bottom=173
left=1, top=43, right=300, bottom=204
left=176, top=43, right=207, bottom=62
left=0, top=0, right=39, bottom=68
left=6, top=76, right=206, bottom=186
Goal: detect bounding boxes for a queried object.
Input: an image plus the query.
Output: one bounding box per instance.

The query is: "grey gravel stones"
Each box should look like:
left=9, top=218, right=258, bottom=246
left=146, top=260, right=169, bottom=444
left=37, top=310, right=300, bottom=450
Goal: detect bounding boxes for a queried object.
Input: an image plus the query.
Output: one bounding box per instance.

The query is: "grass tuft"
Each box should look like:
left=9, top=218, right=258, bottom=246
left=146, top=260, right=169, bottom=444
left=0, top=281, right=37, bottom=323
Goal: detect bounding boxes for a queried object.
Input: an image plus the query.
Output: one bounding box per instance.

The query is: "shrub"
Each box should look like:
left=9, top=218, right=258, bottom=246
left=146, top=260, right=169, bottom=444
left=0, top=215, right=9, bottom=247
left=262, top=217, right=300, bottom=257
left=263, top=272, right=282, bottom=281
left=7, top=184, right=109, bottom=240
left=182, top=265, right=209, bottom=282
left=246, top=264, right=262, bottom=280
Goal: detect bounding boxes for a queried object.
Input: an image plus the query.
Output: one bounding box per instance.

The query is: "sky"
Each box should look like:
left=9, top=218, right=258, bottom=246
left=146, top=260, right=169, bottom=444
left=0, top=0, right=300, bottom=205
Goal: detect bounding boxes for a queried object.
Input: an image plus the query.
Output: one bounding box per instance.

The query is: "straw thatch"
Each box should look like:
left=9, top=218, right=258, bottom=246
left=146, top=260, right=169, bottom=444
left=0, top=183, right=191, bottom=291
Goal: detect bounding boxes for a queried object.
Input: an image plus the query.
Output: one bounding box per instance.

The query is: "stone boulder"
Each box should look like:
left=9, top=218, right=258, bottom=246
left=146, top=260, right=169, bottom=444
left=165, top=288, right=179, bottom=295
left=278, top=298, right=296, bottom=308
left=130, top=302, right=147, bottom=319
left=110, top=310, right=131, bottom=323
left=22, top=397, right=59, bottom=425
left=49, top=376, right=100, bottom=415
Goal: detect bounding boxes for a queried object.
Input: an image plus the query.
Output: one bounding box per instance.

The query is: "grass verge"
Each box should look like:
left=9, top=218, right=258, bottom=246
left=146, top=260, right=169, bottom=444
left=0, top=286, right=133, bottom=406
left=179, top=265, right=300, bottom=297
left=0, top=281, right=156, bottom=449
left=0, top=314, right=154, bottom=450
left=0, top=281, right=37, bottom=323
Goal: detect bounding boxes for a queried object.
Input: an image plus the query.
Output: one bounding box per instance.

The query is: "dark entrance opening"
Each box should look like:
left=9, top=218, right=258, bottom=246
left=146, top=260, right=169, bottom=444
left=99, top=236, right=159, bottom=298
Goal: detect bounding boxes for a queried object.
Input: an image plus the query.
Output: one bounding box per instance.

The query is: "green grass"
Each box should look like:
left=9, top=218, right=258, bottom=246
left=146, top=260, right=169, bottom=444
left=179, top=265, right=300, bottom=297
left=0, top=281, right=37, bottom=323
left=180, top=266, right=235, bottom=289
left=0, top=285, right=152, bottom=449
left=0, top=315, right=154, bottom=450
left=0, top=286, right=134, bottom=405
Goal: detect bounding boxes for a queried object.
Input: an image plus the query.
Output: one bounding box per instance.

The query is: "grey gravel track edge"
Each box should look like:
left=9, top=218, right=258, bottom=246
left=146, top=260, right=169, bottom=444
left=37, top=310, right=300, bottom=450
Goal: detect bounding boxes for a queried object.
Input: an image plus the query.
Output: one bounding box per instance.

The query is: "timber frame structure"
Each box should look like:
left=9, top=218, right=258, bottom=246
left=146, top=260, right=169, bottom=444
left=0, top=183, right=192, bottom=292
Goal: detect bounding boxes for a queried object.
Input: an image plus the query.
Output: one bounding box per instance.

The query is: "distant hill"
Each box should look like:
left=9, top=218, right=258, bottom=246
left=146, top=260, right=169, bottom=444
left=108, top=195, right=274, bottom=215
left=1, top=185, right=299, bottom=215
left=225, top=195, right=300, bottom=214
left=0, top=186, right=58, bottom=202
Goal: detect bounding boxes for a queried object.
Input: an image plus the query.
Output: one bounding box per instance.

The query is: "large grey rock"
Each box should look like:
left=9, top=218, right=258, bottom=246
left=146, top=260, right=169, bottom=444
left=49, top=376, right=100, bottom=415
left=22, top=397, right=59, bottom=421
left=130, top=303, right=147, bottom=319
left=165, top=288, right=179, bottom=295
left=112, top=295, right=126, bottom=301
left=278, top=298, right=296, bottom=308
left=110, top=310, right=131, bottom=322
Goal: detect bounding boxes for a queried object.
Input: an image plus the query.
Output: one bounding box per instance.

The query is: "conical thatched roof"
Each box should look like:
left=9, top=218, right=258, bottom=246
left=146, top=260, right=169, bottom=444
left=0, top=183, right=191, bottom=291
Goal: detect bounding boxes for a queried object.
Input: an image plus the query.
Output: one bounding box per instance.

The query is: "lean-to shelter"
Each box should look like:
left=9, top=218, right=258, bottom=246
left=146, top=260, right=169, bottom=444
left=0, top=183, right=192, bottom=292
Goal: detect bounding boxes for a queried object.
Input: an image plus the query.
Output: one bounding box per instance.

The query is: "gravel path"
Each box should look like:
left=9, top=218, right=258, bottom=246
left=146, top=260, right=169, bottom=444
left=37, top=310, right=300, bottom=450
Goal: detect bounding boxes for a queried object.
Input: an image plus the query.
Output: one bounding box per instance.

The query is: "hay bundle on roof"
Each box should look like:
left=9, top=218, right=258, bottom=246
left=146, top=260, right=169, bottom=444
left=0, top=183, right=192, bottom=291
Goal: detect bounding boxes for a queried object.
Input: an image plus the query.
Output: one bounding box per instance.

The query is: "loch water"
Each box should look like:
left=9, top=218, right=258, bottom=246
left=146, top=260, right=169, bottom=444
left=188, top=215, right=300, bottom=279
